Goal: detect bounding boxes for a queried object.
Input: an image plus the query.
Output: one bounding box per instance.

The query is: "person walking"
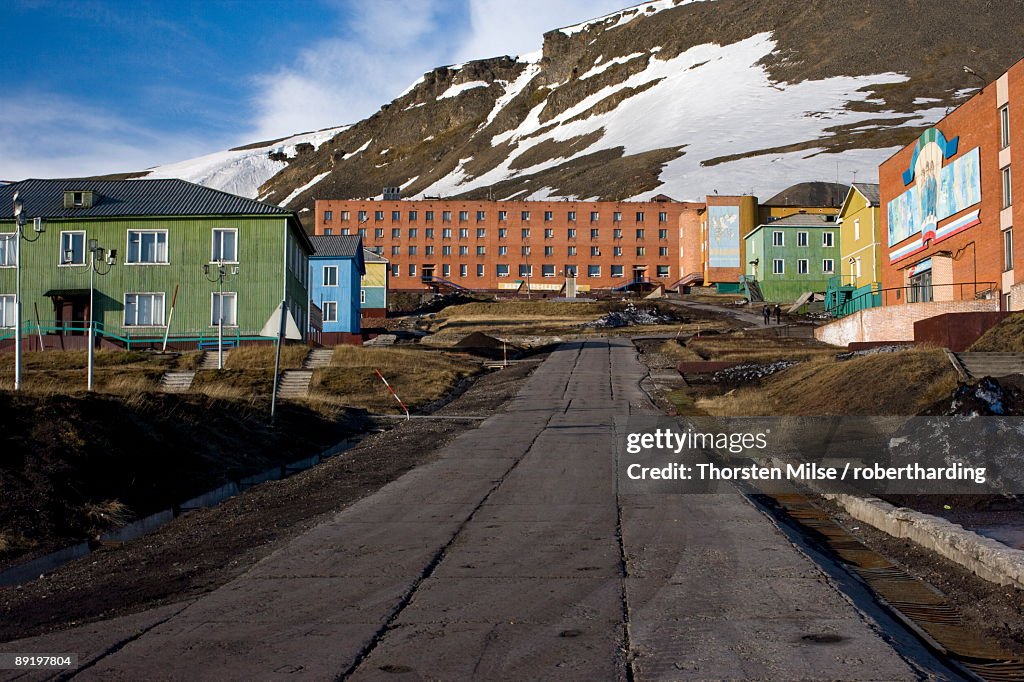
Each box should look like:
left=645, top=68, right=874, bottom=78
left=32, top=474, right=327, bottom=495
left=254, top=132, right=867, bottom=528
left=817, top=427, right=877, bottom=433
left=762, top=305, right=771, bottom=326
left=773, top=304, right=782, bottom=325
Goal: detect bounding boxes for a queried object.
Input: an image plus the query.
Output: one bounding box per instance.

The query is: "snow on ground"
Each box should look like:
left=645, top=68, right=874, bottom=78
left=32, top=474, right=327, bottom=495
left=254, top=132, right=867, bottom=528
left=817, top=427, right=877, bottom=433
left=414, top=32, right=946, bottom=201
left=142, top=126, right=348, bottom=199
left=280, top=171, right=330, bottom=207
left=578, top=52, right=647, bottom=80
left=439, top=80, right=490, bottom=99
left=559, top=0, right=705, bottom=36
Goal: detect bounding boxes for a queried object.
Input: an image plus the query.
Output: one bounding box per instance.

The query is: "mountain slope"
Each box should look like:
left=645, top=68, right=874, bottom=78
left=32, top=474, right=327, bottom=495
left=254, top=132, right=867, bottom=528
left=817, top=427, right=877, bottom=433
left=138, top=0, right=1024, bottom=224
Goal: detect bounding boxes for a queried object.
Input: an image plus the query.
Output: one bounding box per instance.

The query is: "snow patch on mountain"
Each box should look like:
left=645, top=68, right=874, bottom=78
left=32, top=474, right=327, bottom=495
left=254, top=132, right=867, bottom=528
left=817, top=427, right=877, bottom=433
left=439, top=80, right=490, bottom=99
left=281, top=170, right=330, bottom=207
left=559, top=0, right=704, bottom=36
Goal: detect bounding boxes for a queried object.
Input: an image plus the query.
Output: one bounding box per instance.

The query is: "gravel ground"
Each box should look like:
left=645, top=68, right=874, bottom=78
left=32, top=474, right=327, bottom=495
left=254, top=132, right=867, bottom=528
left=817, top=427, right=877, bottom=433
left=0, top=361, right=539, bottom=643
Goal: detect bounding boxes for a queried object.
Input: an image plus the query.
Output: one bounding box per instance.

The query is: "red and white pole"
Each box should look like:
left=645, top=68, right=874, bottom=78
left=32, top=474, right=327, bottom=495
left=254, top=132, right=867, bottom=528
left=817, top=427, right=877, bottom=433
left=375, top=369, right=410, bottom=420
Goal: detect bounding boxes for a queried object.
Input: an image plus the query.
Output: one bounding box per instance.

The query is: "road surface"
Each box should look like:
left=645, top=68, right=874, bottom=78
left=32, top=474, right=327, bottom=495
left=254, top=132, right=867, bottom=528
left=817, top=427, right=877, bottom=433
left=3, top=339, right=942, bottom=680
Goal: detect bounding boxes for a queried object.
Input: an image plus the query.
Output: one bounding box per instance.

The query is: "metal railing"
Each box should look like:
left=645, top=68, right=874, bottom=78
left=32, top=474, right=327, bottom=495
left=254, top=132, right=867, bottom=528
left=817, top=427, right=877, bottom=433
left=835, top=281, right=997, bottom=317
left=0, top=320, right=275, bottom=350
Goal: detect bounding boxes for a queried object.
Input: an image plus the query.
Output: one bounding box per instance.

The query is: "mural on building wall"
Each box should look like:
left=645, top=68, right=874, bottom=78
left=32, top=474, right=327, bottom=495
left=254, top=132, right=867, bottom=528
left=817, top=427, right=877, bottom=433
left=708, top=206, right=740, bottom=268
left=888, top=128, right=981, bottom=249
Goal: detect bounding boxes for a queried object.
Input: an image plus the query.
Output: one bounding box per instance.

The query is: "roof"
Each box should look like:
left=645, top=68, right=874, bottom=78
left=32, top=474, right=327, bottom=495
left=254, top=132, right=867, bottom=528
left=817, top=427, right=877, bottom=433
left=363, top=248, right=388, bottom=263
left=310, top=234, right=363, bottom=258
left=851, top=183, right=880, bottom=206
left=745, top=213, right=839, bottom=240
left=0, top=178, right=291, bottom=219
left=762, top=181, right=849, bottom=208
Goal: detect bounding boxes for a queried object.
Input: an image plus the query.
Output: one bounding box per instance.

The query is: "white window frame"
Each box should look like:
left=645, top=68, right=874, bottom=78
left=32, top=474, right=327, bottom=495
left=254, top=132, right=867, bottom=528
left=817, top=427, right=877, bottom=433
left=588, top=265, right=601, bottom=278
left=126, top=229, right=169, bottom=265
left=542, top=264, right=556, bottom=278
left=1001, top=105, right=1011, bottom=150
left=0, top=294, right=15, bottom=327
left=359, top=290, right=366, bottom=304
left=772, top=231, right=784, bottom=247
left=611, top=264, right=624, bottom=278
left=853, top=219, right=860, bottom=241
left=797, top=231, right=808, bottom=247
left=797, top=259, right=809, bottom=275
left=323, top=301, right=338, bottom=322
left=124, top=292, right=166, bottom=327
left=772, top=259, right=785, bottom=275
left=59, top=231, right=86, bottom=266
left=391, top=264, right=400, bottom=277
left=519, top=264, right=533, bottom=278
left=0, top=233, right=17, bottom=268
left=210, top=292, right=237, bottom=327
left=1004, top=228, right=1014, bottom=272
left=476, top=264, right=485, bottom=277
left=459, top=264, right=468, bottom=278
left=323, top=265, right=339, bottom=287
left=1003, top=166, right=1013, bottom=209
left=656, top=265, right=670, bottom=278
left=496, top=264, right=510, bottom=278
left=442, top=264, right=451, bottom=278
left=211, top=228, right=238, bottom=263
left=822, top=259, right=835, bottom=274
left=822, top=232, right=835, bottom=248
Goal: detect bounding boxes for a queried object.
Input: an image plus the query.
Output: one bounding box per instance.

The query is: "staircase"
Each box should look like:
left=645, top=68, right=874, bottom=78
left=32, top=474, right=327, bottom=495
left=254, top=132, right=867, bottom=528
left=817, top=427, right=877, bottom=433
left=953, top=352, right=1024, bottom=379
left=198, top=350, right=228, bottom=370
left=277, top=370, right=314, bottom=399
left=740, top=276, right=764, bottom=302
left=303, top=348, right=333, bottom=369
left=158, top=371, right=195, bottom=393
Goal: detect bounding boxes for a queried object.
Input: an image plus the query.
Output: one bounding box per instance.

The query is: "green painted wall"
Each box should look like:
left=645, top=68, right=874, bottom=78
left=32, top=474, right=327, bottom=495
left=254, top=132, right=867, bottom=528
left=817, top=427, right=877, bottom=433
left=745, top=223, right=840, bottom=303
left=0, top=215, right=310, bottom=342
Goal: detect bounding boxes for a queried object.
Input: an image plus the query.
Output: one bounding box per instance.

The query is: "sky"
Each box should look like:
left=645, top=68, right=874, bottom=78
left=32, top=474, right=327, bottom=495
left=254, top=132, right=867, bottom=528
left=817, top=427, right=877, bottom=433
left=0, top=0, right=626, bottom=180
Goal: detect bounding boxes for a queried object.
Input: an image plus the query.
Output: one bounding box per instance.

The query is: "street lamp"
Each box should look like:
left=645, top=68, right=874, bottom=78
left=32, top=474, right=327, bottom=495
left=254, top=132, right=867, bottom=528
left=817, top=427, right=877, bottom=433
left=11, top=191, right=45, bottom=392
left=203, top=259, right=239, bottom=370
left=86, top=240, right=116, bottom=392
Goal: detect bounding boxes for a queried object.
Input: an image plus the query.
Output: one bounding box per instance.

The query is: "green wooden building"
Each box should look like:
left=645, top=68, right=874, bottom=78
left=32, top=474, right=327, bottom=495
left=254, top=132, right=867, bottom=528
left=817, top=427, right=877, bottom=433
left=743, top=213, right=840, bottom=303
left=0, top=179, right=313, bottom=350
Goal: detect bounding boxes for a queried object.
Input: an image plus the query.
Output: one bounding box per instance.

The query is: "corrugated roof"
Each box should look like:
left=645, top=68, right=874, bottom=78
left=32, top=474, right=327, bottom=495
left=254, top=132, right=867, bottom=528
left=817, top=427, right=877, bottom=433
left=852, top=182, right=881, bottom=206
left=763, top=213, right=839, bottom=227
left=363, top=248, right=388, bottom=263
left=0, top=178, right=291, bottom=219
left=310, top=234, right=363, bottom=257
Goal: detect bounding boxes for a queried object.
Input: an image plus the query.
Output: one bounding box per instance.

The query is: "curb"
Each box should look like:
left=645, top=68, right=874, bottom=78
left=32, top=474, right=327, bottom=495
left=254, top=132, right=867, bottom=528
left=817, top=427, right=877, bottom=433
left=825, top=493, right=1024, bottom=590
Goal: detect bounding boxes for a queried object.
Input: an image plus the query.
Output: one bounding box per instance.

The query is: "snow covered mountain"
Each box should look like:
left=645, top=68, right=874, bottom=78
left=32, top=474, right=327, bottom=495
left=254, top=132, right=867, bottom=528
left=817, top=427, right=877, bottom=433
left=135, top=0, right=1024, bottom=223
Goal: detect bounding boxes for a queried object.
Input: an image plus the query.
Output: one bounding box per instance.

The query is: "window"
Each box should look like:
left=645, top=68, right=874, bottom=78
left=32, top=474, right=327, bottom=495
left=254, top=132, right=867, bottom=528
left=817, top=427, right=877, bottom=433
left=521, top=228, right=531, bottom=239
left=853, top=218, right=860, bottom=241
left=477, top=264, right=485, bottom=277
left=519, top=264, right=532, bottom=277
left=60, top=231, right=86, bottom=266
left=125, top=293, right=165, bottom=327
left=542, top=264, right=556, bottom=277
left=498, top=228, right=508, bottom=238
left=772, top=259, right=785, bottom=274
left=854, top=257, right=862, bottom=278
left=544, top=228, right=554, bottom=239
left=591, top=246, right=601, bottom=256
left=822, top=232, right=834, bottom=248
left=0, top=294, right=14, bottom=327
left=425, top=245, right=434, bottom=255
left=567, top=211, right=576, bottom=221
left=459, top=228, right=469, bottom=239
left=635, top=211, right=644, bottom=223
left=323, top=301, right=338, bottom=322
left=521, top=246, right=531, bottom=256
left=323, top=265, right=338, bottom=286
left=613, top=229, right=622, bottom=239
left=588, top=265, right=601, bottom=277
left=477, top=228, right=486, bottom=238
left=544, top=211, right=553, bottom=222
left=460, top=264, right=468, bottom=277
left=567, top=246, right=577, bottom=256
left=1004, top=228, right=1014, bottom=272
left=476, top=211, right=486, bottom=222
left=658, top=228, right=668, bottom=239
left=425, top=210, right=434, bottom=221
left=210, top=292, right=236, bottom=326
left=392, top=228, right=401, bottom=238
left=544, top=246, right=554, bottom=256
left=459, top=245, right=469, bottom=255
left=822, top=259, right=835, bottom=274
left=772, top=231, right=784, bottom=247
left=206, top=226, right=234, bottom=264
left=408, top=264, right=417, bottom=277
left=408, top=228, right=418, bottom=238
left=425, top=228, right=434, bottom=239
left=1003, top=167, right=1013, bottom=208
left=459, top=211, right=469, bottom=222
left=565, top=265, right=578, bottom=277
left=442, top=210, right=452, bottom=222
left=477, top=245, right=486, bottom=255
left=658, top=212, right=667, bottom=223
left=591, top=228, right=600, bottom=239
left=659, top=247, right=668, bottom=257
left=360, top=290, right=366, bottom=304
left=613, top=212, right=622, bottom=222
left=323, top=228, right=333, bottom=235
left=408, top=245, right=417, bottom=255
left=409, top=210, right=418, bottom=221
left=391, top=245, right=400, bottom=256
left=127, top=230, right=168, bottom=264
left=324, top=210, right=333, bottom=222
left=567, top=228, right=577, bottom=239
left=797, top=231, right=808, bottom=247
left=442, top=227, right=452, bottom=239
left=611, top=264, right=624, bottom=278
left=375, top=228, right=384, bottom=238
left=521, top=211, right=531, bottom=221
left=590, top=211, right=599, bottom=222
left=442, top=245, right=452, bottom=256
left=391, top=264, right=400, bottom=277
left=498, top=211, right=507, bottom=221
left=797, top=259, right=809, bottom=274
left=636, top=246, right=646, bottom=256
left=340, top=211, right=350, bottom=221
left=1001, top=105, right=1011, bottom=150
left=613, top=246, right=623, bottom=256
left=498, top=245, right=508, bottom=255
left=442, top=264, right=451, bottom=278
left=341, top=228, right=350, bottom=236
left=656, top=265, right=670, bottom=278
left=375, top=211, right=384, bottom=221
left=358, top=210, right=368, bottom=222
left=497, top=264, right=510, bottom=277
left=636, top=229, right=645, bottom=239
left=391, top=211, right=401, bottom=222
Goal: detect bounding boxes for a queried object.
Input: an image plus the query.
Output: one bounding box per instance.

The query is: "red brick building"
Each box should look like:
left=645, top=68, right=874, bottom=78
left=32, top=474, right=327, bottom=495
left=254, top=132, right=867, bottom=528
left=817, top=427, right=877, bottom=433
left=880, top=58, right=1024, bottom=310
left=314, top=199, right=708, bottom=293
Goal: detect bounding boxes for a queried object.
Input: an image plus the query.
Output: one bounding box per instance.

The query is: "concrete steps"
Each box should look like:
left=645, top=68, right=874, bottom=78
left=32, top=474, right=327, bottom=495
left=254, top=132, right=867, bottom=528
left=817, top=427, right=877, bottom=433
left=158, top=371, right=195, bottom=393
left=954, top=352, right=1024, bottom=379
left=277, top=370, right=313, bottom=399
left=303, top=348, right=333, bottom=369
left=199, top=350, right=229, bottom=370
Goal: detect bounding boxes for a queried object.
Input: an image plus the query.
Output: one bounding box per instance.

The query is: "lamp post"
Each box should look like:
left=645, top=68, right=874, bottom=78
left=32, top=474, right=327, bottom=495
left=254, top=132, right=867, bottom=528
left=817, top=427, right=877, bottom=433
left=86, top=240, right=116, bottom=392
left=11, top=191, right=45, bottom=392
left=204, top=259, right=239, bottom=370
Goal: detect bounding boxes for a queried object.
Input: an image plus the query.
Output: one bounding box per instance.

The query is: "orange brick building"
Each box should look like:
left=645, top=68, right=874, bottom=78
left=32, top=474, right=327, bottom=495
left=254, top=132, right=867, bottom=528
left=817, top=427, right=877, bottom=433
left=880, top=57, right=1024, bottom=310
left=313, top=199, right=711, bottom=293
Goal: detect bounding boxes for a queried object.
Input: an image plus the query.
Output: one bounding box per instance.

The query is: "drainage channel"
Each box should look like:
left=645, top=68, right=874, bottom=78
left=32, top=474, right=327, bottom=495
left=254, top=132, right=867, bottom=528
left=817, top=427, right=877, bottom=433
left=757, top=492, right=1024, bottom=682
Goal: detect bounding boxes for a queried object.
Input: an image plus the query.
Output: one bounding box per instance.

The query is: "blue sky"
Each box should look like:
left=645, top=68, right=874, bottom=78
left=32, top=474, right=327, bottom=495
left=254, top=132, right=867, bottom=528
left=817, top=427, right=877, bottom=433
left=0, top=0, right=625, bottom=180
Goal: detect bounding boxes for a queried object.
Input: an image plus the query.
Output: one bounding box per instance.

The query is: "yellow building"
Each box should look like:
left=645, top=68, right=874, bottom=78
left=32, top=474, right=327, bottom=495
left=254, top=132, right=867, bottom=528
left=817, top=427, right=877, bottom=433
left=361, top=249, right=389, bottom=317
left=837, top=183, right=881, bottom=289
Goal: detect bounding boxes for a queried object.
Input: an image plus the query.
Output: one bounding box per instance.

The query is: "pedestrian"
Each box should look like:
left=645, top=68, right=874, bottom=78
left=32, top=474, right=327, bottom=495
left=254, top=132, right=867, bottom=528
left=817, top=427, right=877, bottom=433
left=774, top=304, right=782, bottom=325
left=762, top=305, right=770, bottom=326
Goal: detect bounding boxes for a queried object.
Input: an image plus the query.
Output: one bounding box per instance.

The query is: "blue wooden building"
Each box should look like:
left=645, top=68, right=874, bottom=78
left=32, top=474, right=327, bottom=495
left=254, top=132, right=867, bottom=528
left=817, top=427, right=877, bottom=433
left=309, top=235, right=365, bottom=345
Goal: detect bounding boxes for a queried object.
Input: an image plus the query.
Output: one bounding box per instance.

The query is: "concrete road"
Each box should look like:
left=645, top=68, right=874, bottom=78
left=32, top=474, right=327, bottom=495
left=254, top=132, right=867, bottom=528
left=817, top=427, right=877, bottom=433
left=3, top=340, right=934, bottom=680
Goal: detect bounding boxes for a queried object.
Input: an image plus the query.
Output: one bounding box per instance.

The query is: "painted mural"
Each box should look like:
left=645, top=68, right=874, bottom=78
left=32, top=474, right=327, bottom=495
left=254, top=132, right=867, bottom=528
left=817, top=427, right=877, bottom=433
left=887, top=128, right=981, bottom=248
left=708, top=206, right=740, bottom=268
